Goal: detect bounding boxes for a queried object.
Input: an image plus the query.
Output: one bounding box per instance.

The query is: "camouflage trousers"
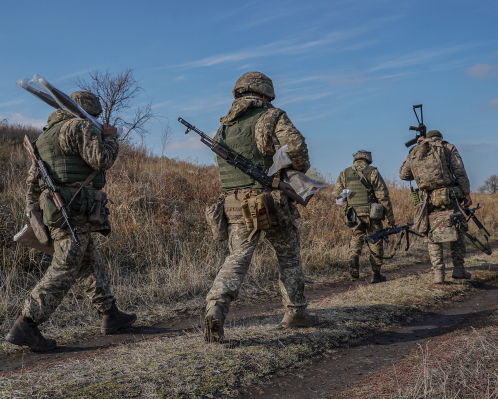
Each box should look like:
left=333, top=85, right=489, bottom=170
left=23, top=231, right=115, bottom=324
left=206, top=222, right=308, bottom=318
left=428, top=230, right=466, bottom=270
left=349, top=215, right=384, bottom=271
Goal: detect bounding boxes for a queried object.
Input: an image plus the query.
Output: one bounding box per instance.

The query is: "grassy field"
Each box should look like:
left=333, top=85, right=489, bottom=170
left=1, top=253, right=497, bottom=398
left=1, top=121, right=497, bottom=353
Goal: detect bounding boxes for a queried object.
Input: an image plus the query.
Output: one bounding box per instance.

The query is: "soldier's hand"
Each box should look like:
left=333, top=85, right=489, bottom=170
left=463, top=194, right=473, bottom=208
left=102, top=124, right=118, bottom=137
left=388, top=218, right=396, bottom=227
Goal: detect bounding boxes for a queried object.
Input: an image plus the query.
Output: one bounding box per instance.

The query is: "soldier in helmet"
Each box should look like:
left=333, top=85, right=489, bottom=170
left=5, top=91, right=136, bottom=351
left=399, top=130, right=473, bottom=284
left=204, top=71, right=319, bottom=343
left=332, top=150, right=396, bottom=283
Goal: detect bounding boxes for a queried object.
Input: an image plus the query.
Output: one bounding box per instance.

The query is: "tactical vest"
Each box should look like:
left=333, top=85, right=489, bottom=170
left=216, top=108, right=273, bottom=192
left=36, top=120, right=105, bottom=189
left=344, top=165, right=376, bottom=214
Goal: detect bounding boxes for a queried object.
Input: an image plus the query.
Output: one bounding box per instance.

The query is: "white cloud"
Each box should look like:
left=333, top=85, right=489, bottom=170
left=488, top=97, right=498, bottom=109
left=0, top=112, right=46, bottom=128
left=170, top=26, right=374, bottom=69
left=168, top=131, right=216, bottom=151
left=52, top=67, right=100, bottom=83
left=369, top=44, right=475, bottom=73
left=457, top=141, right=498, bottom=153
left=0, top=100, right=23, bottom=108
left=466, top=64, right=497, bottom=79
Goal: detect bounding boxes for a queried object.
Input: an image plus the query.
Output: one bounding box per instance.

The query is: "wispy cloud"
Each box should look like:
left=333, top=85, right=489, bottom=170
left=174, top=96, right=232, bottom=114
left=170, top=27, right=373, bottom=69
left=277, top=92, right=335, bottom=106
left=0, top=100, right=23, bottom=108
left=0, top=112, right=45, bottom=127
left=457, top=141, right=498, bottom=153
left=466, top=64, right=497, bottom=79
left=369, top=45, right=476, bottom=73
left=488, top=97, right=498, bottom=109
left=168, top=131, right=216, bottom=151
left=52, top=67, right=99, bottom=83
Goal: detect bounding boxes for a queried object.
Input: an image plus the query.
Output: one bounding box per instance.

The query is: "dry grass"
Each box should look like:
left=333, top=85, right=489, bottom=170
left=336, top=289, right=498, bottom=398
left=1, top=253, right=497, bottom=398
left=1, top=122, right=497, bottom=353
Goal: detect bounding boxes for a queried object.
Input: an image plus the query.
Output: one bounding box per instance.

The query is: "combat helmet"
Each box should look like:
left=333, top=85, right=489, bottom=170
left=353, top=150, right=372, bottom=164
left=232, top=71, right=275, bottom=101
left=70, top=91, right=103, bottom=116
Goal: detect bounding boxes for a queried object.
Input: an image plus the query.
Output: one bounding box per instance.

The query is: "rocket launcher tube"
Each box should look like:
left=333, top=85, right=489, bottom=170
left=16, top=77, right=60, bottom=110
left=29, top=74, right=104, bottom=132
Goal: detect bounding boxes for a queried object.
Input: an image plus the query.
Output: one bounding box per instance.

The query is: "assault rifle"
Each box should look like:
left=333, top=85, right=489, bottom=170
left=23, top=135, right=80, bottom=246
left=364, top=223, right=424, bottom=255
left=178, top=118, right=311, bottom=206
left=453, top=204, right=492, bottom=255
left=405, top=104, right=426, bottom=148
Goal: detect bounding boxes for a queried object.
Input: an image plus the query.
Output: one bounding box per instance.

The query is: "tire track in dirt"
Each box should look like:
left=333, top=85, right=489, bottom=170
left=238, top=278, right=498, bottom=399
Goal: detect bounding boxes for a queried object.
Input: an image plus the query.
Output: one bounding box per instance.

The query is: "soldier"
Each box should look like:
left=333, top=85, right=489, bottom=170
left=400, top=130, right=472, bottom=284
left=332, top=150, right=396, bottom=283
left=5, top=92, right=136, bottom=351
left=204, top=71, right=319, bottom=343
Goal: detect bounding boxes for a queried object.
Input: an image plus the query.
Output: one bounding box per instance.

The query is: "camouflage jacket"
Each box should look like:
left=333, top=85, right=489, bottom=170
left=26, top=109, right=119, bottom=236
left=220, top=96, right=310, bottom=173
left=332, top=159, right=395, bottom=219
left=399, top=137, right=470, bottom=195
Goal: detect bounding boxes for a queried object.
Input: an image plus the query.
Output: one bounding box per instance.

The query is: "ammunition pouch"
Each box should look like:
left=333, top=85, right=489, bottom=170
left=26, top=203, right=52, bottom=247
left=427, top=210, right=459, bottom=243
left=241, top=191, right=277, bottom=241
left=369, top=203, right=385, bottom=220
left=88, top=190, right=111, bottom=225
left=430, top=187, right=450, bottom=208
left=205, top=193, right=229, bottom=241
left=41, top=187, right=111, bottom=228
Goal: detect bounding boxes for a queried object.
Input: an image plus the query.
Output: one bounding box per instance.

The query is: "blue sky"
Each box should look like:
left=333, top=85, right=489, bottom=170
left=0, top=0, right=496, bottom=189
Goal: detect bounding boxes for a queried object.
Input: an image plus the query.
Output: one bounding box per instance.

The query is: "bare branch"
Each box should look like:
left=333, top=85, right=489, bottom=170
left=75, top=68, right=159, bottom=141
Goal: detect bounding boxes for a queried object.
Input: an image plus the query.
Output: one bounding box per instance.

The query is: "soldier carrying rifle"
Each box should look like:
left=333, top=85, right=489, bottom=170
left=6, top=88, right=136, bottom=351
left=332, top=150, right=396, bottom=283
left=399, top=128, right=474, bottom=284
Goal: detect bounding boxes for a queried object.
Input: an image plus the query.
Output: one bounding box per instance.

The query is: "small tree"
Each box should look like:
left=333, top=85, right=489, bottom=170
left=76, top=68, right=159, bottom=141
left=478, top=175, right=498, bottom=194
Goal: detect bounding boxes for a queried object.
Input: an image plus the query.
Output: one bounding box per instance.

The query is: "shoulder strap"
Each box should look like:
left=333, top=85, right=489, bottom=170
left=67, top=169, right=99, bottom=208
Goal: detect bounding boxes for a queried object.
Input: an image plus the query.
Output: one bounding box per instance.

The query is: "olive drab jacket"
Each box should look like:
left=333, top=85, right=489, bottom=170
left=332, top=159, right=395, bottom=219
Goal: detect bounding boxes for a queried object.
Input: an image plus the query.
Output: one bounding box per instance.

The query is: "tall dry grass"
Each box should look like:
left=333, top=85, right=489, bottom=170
left=0, top=122, right=497, bottom=341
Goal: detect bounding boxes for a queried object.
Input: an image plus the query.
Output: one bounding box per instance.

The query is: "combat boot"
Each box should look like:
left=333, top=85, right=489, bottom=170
left=101, top=302, right=137, bottom=335
left=204, top=306, right=225, bottom=343
left=434, top=269, right=445, bottom=284
left=349, top=255, right=359, bottom=278
left=5, top=315, right=56, bottom=351
left=452, top=265, right=471, bottom=280
left=280, top=313, right=319, bottom=328
left=370, top=271, right=387, bottom=284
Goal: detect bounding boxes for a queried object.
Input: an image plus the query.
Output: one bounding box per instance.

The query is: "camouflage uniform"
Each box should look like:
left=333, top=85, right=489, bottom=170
left=22, top=107, right=118, bottom=324
left=332, top=159, right=394, bottom=271
left=206, top=88, right=310, bottom=318
left=399, top=135, right=470, bottom=272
